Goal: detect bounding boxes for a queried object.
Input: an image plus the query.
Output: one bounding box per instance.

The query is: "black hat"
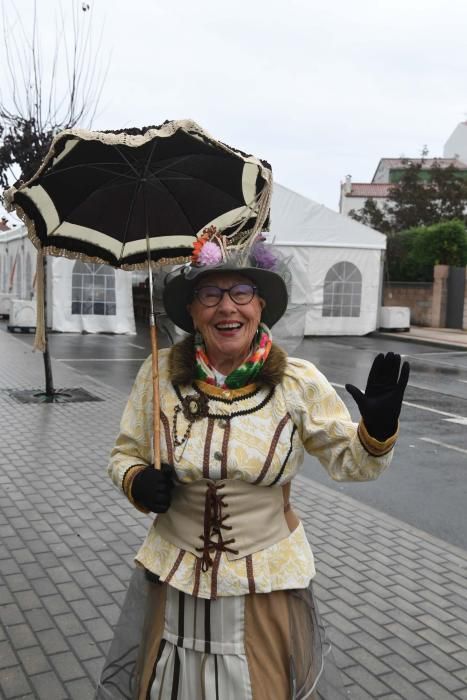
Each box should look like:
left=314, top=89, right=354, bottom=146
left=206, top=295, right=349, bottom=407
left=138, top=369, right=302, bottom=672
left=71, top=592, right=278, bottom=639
left=163, top=260, right=288, bottom=333
left=163, top=228, right=289, bottom=333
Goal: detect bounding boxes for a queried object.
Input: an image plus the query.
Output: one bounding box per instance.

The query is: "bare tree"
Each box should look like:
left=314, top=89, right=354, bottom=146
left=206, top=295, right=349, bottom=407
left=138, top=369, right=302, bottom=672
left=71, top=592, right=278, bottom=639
left=0, top=0, right=108, bottom=188
left=0, top=0, right=108, bottom=399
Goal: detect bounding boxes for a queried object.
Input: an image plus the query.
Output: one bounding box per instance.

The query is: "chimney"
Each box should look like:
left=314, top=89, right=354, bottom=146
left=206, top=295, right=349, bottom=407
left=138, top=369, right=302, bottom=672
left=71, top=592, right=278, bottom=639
left=343, top=174, right=352, bottom=195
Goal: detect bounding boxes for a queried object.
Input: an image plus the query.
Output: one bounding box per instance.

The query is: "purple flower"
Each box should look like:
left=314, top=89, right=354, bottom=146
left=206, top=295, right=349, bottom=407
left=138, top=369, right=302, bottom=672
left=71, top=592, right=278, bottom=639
left=251, top=240, right=278, bottom=270
left=198, top=240, right=223, bottom=266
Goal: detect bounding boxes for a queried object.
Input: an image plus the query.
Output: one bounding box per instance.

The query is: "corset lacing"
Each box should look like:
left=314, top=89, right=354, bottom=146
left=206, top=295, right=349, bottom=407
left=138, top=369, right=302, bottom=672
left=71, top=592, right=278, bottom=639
left=196, top=482, right=239, bottom=571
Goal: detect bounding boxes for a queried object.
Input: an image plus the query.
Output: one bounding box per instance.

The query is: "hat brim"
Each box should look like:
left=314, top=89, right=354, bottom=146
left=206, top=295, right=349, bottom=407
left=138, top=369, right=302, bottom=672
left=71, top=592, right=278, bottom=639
left=163, top=263, right=288, bottom=333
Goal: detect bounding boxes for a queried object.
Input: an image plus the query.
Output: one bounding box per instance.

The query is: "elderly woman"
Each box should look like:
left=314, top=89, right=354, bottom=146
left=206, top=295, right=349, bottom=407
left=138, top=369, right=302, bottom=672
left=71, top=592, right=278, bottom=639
left=96, top=232, right=409, bottom=700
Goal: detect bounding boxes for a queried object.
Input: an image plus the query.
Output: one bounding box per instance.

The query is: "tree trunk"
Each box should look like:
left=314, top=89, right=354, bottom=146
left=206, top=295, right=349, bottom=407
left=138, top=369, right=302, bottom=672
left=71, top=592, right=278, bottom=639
left=42, top=256, right=55, bottom=396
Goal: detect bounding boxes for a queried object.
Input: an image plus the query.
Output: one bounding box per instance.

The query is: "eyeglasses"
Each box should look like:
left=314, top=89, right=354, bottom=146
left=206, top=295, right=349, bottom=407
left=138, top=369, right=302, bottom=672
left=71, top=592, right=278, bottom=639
left=193, top=283, right=258, bottom=307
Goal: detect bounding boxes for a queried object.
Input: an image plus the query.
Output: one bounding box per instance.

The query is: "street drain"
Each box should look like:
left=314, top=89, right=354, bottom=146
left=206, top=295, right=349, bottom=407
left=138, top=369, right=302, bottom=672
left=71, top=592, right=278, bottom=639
left=6, top=388, right=104, bottom=404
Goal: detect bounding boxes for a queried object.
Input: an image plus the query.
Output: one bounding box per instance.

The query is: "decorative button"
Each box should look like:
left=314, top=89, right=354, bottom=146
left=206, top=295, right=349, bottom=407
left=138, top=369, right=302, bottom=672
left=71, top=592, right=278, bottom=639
left=214, top=451, right=223, bottom=460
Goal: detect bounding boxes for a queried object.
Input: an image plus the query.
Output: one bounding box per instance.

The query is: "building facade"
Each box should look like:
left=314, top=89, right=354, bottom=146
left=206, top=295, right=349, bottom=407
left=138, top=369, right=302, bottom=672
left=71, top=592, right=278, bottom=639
left=339, top=156, right=467, bottom=218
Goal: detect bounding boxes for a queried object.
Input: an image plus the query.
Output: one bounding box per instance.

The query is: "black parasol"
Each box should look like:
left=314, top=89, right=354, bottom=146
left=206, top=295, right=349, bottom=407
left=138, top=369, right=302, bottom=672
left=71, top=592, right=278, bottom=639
left=4, top=119, right=272, bottom=466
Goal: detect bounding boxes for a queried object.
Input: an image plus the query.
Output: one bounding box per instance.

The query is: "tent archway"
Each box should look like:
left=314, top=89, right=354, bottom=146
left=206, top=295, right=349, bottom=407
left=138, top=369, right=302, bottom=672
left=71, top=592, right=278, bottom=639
left=322, top=261, right=362, bottom=318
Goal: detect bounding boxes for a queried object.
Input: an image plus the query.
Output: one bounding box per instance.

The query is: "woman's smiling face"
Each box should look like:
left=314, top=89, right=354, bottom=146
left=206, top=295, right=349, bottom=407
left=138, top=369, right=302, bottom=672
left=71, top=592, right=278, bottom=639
left=188, top=272, right=265, bottom=373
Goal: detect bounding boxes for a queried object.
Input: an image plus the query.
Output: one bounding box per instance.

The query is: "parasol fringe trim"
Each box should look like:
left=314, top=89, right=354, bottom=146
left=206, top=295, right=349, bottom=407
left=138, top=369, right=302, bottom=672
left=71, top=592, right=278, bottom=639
left=6, top=195, right=265, bottom=270
left=3, top=201, right=192, bottom=270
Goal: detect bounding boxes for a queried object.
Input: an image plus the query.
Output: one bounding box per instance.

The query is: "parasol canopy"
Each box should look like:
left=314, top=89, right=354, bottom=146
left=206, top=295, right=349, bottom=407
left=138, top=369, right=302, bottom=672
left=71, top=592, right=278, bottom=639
left=4, top=119, right=272, bottom=269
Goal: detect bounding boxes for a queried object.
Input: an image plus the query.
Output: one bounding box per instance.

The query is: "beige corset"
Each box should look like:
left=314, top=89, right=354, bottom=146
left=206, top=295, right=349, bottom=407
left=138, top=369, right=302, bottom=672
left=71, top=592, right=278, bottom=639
left=154, top=479, right=299, bottom=571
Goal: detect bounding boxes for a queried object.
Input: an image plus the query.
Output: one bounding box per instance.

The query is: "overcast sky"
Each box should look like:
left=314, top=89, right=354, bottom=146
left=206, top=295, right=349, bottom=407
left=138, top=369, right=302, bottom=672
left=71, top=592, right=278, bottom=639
left=3, top=0, right=467, bottom=211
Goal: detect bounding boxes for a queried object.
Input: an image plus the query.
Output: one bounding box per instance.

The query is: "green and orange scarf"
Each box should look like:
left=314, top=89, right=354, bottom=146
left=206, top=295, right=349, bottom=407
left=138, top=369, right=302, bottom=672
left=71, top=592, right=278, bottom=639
left=194, top=323, right=272, bottom=389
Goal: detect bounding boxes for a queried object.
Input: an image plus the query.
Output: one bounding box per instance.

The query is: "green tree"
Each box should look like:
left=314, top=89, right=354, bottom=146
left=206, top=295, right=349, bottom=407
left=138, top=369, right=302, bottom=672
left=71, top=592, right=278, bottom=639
left=386, top=227, right=431, bottom=282
left=348, top=198, right=392, bottom=234
left=412, top=220, right=467, bottom=268
left=386, top=221, right=467, bottom=282
left=428, top=162, right=467, bottom=222
left=385, top=160, right=437, bottom=231
left=349, top=158, right=467, bottom=233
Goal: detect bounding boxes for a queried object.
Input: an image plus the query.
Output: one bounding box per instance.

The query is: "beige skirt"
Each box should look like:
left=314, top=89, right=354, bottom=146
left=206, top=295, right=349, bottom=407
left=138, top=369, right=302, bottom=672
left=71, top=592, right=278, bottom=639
left=94, top=568, right=346, bottom=700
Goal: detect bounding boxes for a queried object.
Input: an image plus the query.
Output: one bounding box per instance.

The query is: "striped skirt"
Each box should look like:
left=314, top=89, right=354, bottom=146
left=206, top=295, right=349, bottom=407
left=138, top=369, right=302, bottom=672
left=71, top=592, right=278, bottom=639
left=94, top=568, right=346, bottom=700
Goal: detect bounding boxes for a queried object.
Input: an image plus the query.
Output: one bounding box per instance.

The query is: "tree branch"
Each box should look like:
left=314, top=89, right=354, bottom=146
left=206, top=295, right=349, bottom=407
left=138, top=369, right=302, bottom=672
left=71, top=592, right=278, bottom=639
left=0, top=0, right=108, bottom=188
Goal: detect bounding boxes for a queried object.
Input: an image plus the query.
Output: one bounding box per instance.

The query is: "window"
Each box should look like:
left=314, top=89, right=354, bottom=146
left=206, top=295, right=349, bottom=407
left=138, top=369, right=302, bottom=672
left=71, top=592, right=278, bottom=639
left=71, top=261, right=116, bottom=315
left=322, top=261, right=362, bottom=317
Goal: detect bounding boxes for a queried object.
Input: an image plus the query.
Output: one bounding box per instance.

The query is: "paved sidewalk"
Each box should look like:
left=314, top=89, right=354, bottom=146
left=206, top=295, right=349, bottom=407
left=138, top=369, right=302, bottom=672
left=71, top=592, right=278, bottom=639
left=0, top=329, right=466, bottom=699
left=377, top=326, right=467, bottom=350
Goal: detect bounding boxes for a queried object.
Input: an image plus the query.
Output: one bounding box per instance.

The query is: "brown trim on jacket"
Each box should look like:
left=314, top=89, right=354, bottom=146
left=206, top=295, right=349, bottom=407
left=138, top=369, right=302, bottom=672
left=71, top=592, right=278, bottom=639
left=253, top=413, right=291, bottom=485
left=358, top=419, right=398, bottom=456
left=160, top=410, right=174, bottom=465
left=203, top=418, right=215, bottom=478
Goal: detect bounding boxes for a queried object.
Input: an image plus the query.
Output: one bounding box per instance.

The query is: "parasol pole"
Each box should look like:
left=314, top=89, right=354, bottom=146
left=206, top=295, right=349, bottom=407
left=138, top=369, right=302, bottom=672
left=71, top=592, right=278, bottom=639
left=147, top=263, right=161, bottom=470
left=143, top=178, right=161, bottom=471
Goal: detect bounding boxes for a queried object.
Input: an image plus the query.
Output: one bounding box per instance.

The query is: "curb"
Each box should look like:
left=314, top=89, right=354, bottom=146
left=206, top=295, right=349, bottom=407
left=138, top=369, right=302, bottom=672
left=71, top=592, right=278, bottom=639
left=371, top=330, right=467, bottom=352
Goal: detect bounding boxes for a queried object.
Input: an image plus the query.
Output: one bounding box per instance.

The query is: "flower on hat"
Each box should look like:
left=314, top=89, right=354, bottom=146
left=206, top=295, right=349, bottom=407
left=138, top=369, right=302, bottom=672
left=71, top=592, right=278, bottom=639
left=191, top=225, right=223, bottom=265
left=251, top=236, right=278, bottom=270
left=198, top=240, right=223, bottom=265
left=191, top=235, right=208, bottom=263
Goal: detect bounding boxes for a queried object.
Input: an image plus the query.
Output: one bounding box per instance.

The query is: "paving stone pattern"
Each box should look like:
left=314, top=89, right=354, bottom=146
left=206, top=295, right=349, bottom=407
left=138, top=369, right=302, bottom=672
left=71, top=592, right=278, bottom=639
left=1, top=330, right=466, bottom=699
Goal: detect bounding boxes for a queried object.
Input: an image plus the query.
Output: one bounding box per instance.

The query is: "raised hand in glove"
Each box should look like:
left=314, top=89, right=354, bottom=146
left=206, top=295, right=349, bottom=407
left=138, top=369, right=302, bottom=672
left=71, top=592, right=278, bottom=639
left=345, top=352, right=410, bottom=442
left=131, top=463, right=175, bottom=513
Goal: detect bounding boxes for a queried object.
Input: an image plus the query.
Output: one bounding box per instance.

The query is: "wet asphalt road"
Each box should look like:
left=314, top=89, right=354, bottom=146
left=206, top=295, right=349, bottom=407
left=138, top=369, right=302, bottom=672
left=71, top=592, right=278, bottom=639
left=9, top=322, right=467, bottom=551
left=299, top=335, right=467, bottom=552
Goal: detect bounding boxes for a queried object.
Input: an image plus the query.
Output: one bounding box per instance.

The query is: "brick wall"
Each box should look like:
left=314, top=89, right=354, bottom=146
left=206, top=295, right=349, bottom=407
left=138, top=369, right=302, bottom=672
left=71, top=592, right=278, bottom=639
left=383, top=282, right=433, bottom=326
left=432, top=264, right=449, bottom=328
left=384, top=265, right=467, bottom=328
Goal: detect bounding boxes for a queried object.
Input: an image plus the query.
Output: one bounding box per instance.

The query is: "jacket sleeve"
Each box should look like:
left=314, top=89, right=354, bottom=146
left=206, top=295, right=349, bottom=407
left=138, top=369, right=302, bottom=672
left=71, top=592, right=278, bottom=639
left=283, top=358, right=396, bottom=482
left=107, top=355, right=154, bottom=498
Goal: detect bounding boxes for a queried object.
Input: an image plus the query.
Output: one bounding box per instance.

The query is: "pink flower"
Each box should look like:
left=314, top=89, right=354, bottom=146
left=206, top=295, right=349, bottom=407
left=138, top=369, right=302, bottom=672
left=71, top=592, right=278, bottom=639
left=198, top=240, right=223, bottom=266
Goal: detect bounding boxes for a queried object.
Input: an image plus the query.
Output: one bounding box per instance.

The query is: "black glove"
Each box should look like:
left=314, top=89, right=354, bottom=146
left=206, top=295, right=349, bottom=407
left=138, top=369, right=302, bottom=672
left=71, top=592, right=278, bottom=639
left=345, top=352, right=410, bottom=441
left=131, top=463, right=175, bottom=513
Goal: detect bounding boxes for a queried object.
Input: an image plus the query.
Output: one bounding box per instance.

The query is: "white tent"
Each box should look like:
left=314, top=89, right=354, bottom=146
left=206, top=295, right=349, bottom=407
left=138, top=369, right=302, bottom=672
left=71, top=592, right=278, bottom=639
left=1, top=188, right=385, bottom=337
left=270, top=184, right=386, bottom=336
left=48, top=257, right=135, bottom=334
left=0, top=226, right=136, bottom=334
left=0, top=227, right=35, bottom=317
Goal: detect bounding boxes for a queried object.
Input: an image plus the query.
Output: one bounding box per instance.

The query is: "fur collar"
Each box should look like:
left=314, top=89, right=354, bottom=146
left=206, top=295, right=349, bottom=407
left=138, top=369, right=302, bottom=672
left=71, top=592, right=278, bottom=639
left=168, top=334, right=287, bottom=387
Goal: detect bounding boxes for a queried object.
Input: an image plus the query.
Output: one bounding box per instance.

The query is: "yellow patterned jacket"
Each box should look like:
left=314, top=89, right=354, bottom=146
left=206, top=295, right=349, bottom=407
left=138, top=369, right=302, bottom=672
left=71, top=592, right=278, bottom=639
left=108, top=338, right=397, bottom=600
